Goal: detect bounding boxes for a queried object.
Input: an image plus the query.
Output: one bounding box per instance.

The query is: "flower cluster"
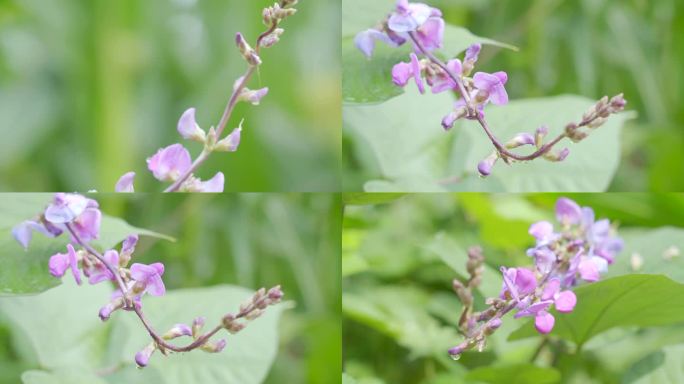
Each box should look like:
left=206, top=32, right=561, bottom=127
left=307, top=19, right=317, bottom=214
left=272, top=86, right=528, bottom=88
left=354, top=0, right=627, bottom=178
left=114, top=0, right=298, bottom=193
left=447, top=197, right=622, bottom=359
left=12, top=193, right=284, bottom=367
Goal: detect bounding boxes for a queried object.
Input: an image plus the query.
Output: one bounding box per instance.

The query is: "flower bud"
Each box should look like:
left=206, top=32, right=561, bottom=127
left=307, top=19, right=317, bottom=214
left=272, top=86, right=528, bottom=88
left=238, top=87, right=269, bottom=105
left=504, top=133, right=535, bottom=149
left=214, top=124, right=242, bottom=152
left=201, top=339, right=227, bottom=353
left=477, top=152, right=499, bottom=177
left=235, top=33, right=261, bottom=66
left=544, top=148, right=570, bottom=162
left=192, top=316, right=205, bottom=338
left=535, top=125, right=548, bottom=148
left=260, top=28, right=284, bottom=48
left=135, top=342, right=156, bottom=367
left=162, top=323, right=193, bottom=340
left=99, top=296, right=124, bottom=321
left=267, top=285, right=284, bottom=302
left=441, top=107, right=467, bottom=130
left=177, top=108, right=207, bottom=142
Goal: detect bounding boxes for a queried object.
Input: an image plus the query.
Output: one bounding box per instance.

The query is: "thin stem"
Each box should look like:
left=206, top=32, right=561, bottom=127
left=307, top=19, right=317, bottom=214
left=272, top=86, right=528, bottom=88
left=530, top=338, right=549, bottom=363
left=164, top=19, right=278, bottom=193
left=407, top=32, right=570, bottom=162
left=66, top=226, right=224, bottom=353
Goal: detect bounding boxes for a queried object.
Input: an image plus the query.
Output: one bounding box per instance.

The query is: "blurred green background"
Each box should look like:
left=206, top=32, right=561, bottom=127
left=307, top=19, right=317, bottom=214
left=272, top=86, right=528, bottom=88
left=342, top=0, right=684, bottom=191
left=0, top=193, right=342, bottom=384
left=0, top=0, right=340, bottom=192
left=342, top=193, right=684, bottom=383
left=441, top=0, right=683, bottom=191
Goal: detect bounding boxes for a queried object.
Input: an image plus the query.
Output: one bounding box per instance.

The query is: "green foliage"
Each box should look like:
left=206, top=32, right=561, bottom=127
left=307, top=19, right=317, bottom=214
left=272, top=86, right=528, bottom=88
left=0, top=0, right=340, bottom=191
left=622, top=345, right=684, bottom=384
left=508, top=274, right=684, bottom=347
left=343, top=194, right=684, bottom=383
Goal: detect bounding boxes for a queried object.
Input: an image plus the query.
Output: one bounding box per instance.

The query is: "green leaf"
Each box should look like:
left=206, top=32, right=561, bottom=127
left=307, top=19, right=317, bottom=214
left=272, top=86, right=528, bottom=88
left=22, top=369, right=108, bottom=384
left=0, top=278, right=286, bottom=383
left=343, top=25, right=515, bottom=104
left=342, top=285, right=460, bottom=358
left=342, top=373, right=358, bottom=384
left=622, top=345, right=684, bottom=384
left=508, top=274, right=684, bottom=347
left=345, top=89, right=632, bottom=191
left=605, top=227, right=684, bottom=284
left=0, top=194, right=173, bottom=295
left=465, top=364, right=561, bottom=384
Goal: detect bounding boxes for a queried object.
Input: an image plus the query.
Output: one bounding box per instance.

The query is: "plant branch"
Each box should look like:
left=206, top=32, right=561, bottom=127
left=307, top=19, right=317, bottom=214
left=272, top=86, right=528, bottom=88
left=407, top=32, right=575, bottom=162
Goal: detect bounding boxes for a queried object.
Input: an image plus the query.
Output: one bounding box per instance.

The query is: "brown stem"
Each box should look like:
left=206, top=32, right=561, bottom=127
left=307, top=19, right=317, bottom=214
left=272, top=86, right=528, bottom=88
left=407, top=32, right=571, bottom=162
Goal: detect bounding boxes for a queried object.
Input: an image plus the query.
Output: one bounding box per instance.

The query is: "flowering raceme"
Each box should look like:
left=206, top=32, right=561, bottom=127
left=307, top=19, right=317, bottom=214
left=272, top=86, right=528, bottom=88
left=114, top=0, right=297, bottom=193
left=447, top=197, right=622, bottom=359
left=354, top=0, right=627, bottom=178
left=12, top=193, right=284, bottom=367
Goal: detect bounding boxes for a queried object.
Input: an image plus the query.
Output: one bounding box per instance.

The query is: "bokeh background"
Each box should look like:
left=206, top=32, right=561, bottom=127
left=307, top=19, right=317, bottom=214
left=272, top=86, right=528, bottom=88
left=0, top=0, right=340, bottom=192
left=0, top=193, right=342, bottom=384
left=439, top=0, right=683, bottom=191
left=343, top=193, right=684, bottom=383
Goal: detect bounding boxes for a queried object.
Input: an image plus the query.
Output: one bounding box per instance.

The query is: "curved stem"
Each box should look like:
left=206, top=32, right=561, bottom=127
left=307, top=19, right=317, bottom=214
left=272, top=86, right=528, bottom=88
left=164, top=19, right=277, bottom=193
left=407, top=32, right=570, bottom=162
left=65, top=227, right=224, bottom=353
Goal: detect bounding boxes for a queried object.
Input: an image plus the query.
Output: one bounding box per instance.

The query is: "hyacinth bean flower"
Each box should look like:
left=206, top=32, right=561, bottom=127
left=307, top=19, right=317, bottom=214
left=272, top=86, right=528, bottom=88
left=49, top=244, right=82, bottom=285
left=130, top=262, right=166, bottom=297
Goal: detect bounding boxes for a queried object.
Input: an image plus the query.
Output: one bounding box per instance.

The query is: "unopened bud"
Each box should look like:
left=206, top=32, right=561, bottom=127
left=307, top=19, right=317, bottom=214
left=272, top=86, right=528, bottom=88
left=260, top=28, right=284, bottom=48
left=588, top=117, right=606, bottom=129
left=441, top=107, right=467, bottom=130
left=477, top=152, right=499, bottom=177
left=135, top=342, right=156, bottom=367
left=535, top=125, right=548, bottom=148
left=99, top=296, right=124, bottom=321
left=192, top=316, right=205, bottom=338
left=235, top=33, right=261, bottom=66
left=200, top=339, right=227, bottom=353
left=544, top=147, right=570, bottom=162
left=504, top=133, right=535, bottom=149
left=267, top=285, right=284, bottom=302
left=214, top=122, right=242, bottom=152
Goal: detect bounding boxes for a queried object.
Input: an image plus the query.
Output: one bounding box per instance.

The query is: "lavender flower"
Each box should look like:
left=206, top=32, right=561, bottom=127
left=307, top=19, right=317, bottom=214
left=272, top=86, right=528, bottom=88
left=147, top=144, right=192, bottom=182
left=355, top=1, right=627, bottom=177
left=447, top=198, right=622, bottom=359
left=48, top=244, right=82, bottom=285
left=115, top=172, right=136, bottom=193
left=130, top=263, right=166, bottom=297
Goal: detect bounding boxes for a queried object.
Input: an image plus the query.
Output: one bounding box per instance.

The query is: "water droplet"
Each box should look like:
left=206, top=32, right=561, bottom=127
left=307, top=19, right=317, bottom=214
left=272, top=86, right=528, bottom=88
left=450, top=354, right=461, bottom=361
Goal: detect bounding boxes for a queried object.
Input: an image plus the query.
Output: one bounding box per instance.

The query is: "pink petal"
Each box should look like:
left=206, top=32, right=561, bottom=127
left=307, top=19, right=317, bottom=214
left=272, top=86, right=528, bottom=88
left=529, top=221, right=554, bottom=241
left=555, top=290, right=577, bottom=313
left=535, top=311, right=555, bottom=334
left=541, top=278, right=561, bottom=301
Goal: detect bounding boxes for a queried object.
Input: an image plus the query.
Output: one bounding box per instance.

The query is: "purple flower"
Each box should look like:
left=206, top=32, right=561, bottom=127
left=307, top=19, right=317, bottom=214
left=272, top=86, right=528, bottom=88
left=473, top=71, right=509, bottom=105
left=177, top=108, right=207, bottom=142
left=135, top=343, right=156, bottom=367
left=555, top=197, right=582, bottom=226
left=121, top=235, right=138, bottom=258
left=354, top=29, right=400, bottom=58
left=477, top=152, right=499, bottom=177
left=130, top=262, right=166, bottom=296
left=69, top=204, right=101, bottom=243
left=12, top=220, right=61, bottom=250
left=44, top=193, right=89, bottom=224
left=115, top=172, right=135, bottom=193
left=388, top=0, right=433, bottom=33
left=391, top=53, right=424, bottom=93
left=147, top=144, right=192, bottom=182
left=499, top=267, right=536, bottom=301
left=163, top=323, right=193, bottom=339
left=86, top=250, right=119, bottom=285
left=465, top=44, right=481, bottom=64
left=215, top=126, right=242, bottom=152
left=48, top=244, right=82, bottom=285
left=182, top=172, right=225, bottom=193
left=505, top=133, right=536, bottom=149
left=410, top=14, right=444, bottom=52
left=430, top=59, right=462, bottom=94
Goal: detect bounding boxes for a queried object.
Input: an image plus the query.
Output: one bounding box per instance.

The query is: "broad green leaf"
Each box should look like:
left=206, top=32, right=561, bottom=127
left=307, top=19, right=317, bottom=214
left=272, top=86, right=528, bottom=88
left=465, top=364, right=561, bottom=384
left=0, top=194, right=173, bottom=295
left=0, top=278, right=285, bottom=383
left=622, top=345, right=684, bottom=384
left=605, top=227, right=684, bottom=283
left=345, top=89, right=632, bottom=192
left=508, top=274, right=684, bottom=347
left=343, top=25, right=515, bottom=104
left=342, top=285, right=460, bottom=358
left=342, top=193, right=406, bottom=206
left=22, top=369, right=108, bottom=384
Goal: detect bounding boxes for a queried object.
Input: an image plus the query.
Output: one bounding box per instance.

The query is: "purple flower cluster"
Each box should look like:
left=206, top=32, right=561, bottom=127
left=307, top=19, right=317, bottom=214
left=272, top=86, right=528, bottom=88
left=447, top=197, right=622, bottom=358
left=354, top=0, right=627, bottom=178
left=13, top=193, right=284, bottom=367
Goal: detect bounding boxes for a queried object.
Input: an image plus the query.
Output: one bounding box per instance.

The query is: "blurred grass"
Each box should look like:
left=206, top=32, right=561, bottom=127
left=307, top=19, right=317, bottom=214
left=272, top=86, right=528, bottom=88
left=0, top=0, right=341, bottom=192
left=343, top=0, right=684, bottom=191
left=0, top=193, right=342, bottom=384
